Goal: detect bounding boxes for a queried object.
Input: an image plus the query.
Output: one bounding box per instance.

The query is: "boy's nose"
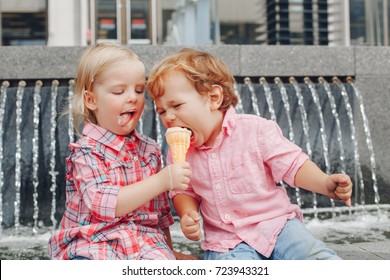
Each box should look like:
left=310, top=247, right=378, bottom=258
left=165, top=111, right=176, bottom=123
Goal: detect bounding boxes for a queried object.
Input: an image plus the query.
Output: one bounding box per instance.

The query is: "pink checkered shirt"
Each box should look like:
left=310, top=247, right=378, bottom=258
left=169, top=107, right=309, bottom=258
left=48, top=122, right=174, bottom=260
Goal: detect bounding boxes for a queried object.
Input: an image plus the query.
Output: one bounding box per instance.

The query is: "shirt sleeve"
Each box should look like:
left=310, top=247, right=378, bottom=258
left=259, top=119, right=309, bottom=187
left=70, top=146, right=120, bottom=222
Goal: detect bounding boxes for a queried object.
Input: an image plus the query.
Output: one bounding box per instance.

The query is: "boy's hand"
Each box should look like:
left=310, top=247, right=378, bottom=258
left=164, top=162, right=191, bottom=191
left=329, top=174, right=353, bottom=207
left=181, top=210, right=201, bottom=241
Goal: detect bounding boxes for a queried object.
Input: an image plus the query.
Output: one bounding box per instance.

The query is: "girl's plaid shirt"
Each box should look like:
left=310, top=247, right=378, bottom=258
left=48, top=122, right=174, bottom=260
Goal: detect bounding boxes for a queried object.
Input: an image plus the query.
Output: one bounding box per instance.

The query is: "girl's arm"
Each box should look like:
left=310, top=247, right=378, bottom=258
left=115, top=161, right=191, bottom=217
left=294, top=160, right=352, bottom=206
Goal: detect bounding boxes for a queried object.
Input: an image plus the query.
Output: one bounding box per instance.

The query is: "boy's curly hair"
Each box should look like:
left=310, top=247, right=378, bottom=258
left=147, top=48, right=238, bottom=111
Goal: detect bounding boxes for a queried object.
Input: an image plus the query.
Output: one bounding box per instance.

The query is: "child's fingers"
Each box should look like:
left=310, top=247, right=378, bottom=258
left=187, top=210, right=200, bottom=222
left=335, top=185, right=352, bottom=207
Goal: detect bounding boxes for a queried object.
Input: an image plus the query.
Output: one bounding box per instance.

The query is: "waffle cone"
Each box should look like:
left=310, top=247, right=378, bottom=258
left=165, top=127, right=191, bottom=163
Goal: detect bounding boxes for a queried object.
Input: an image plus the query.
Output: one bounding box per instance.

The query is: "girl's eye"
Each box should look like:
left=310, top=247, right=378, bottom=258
left=135, top=86, right=145, bottom=94
left=174, top=103, right=182, bottom=109
left=158, top=110, right=166, bottom=116
left=112, top=90, right=124, bottom=95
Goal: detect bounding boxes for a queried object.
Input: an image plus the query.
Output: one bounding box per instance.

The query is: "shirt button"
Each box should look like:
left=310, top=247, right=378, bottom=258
left=224, top=214, right=230, bottom=220
left=215, top=184, right=222, bottom=190
left=133, top=156, right=138, bottom=161
left=210, top=153, right=217, bottom=159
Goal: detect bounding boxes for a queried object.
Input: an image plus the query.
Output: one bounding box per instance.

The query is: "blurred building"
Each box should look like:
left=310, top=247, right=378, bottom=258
left=0, top=0, right=388, bottom=46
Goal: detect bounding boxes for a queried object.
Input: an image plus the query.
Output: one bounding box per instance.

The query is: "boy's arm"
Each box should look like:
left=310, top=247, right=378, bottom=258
left=294, top=160, right=352, bottom=206
left=173, top=193, right=202, bottom=241
left=172, top=193, right=199, bottom=218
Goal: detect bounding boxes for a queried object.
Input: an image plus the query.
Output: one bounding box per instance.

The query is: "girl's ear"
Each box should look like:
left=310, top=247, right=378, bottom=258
left=208, top=85, right=223, bottom=111
left=84, top=90, right=97, bottom=110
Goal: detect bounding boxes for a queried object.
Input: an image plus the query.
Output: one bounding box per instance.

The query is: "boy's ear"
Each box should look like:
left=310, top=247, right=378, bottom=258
left=208, top=85, right=223, bottom=111
left=84, top=90, right=97, bottom=110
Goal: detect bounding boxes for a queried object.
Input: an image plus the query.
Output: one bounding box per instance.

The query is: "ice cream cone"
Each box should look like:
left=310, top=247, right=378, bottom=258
left=165, top=127, right=191, bottom=163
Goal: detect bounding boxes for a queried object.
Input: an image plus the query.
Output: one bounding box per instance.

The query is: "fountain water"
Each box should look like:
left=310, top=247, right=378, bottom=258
left=0, top=76, right=388, bottom=259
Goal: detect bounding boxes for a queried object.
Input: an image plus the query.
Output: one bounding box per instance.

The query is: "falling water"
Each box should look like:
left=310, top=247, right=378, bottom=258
left=153, top=102, right=164, bottom=167
left=289, top=77, right=318, bottom=217
left=138, top=114, right=144, bottom=134
left=32, top=81, right=42, bottom=234
left=233, top=81, right=244, bottom=114
left=274, top=77, right=302, bottom=206
left=305, top=77, right=335, bottom=213
left=49, top=80, right=59, bottom=229
left=304, top=78, right=330, bottom=173
left=259, top=77, right=289, bottom=189
left=244, top=77, right=261, bottom=116
left=0, top=77, right=384, bottom=233
left=347, top=78, right=380, bottom=209
left=318, top=77, right=346, bottom=173
left=67, top=80, right=75, bottom=144
left=0, top=81, right=9, bottom=234
left=274, top=78, right=295, bottom=142
left=334, top=78, right=365, bottom=207
left=260, top=77, right=276, bottom=122
left=14, top=81, right=26, bottom=233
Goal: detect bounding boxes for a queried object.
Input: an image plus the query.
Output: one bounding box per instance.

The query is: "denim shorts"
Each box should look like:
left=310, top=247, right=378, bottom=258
left=204, top=218, right=341, bottom=260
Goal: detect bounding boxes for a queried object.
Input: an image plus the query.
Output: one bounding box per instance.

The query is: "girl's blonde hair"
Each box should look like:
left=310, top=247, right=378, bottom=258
left=71, top=43, right=140, bottom=135
left=146, top=48, right=238, bottom=111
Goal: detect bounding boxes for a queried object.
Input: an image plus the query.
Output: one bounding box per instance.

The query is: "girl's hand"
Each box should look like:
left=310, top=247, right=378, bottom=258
left=163, top=161, right=191, bottom=191
left=181, top=210, right=201, bottom=241
left=328, top=174, right=353, bottom=207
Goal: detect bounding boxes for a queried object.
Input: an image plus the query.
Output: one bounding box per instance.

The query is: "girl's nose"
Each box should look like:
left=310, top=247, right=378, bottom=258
left=126, top=90, right=137, bottom=102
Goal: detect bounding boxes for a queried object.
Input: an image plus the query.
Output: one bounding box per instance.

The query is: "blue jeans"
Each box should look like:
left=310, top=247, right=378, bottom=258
left=204, top=218, right=341, bottom=260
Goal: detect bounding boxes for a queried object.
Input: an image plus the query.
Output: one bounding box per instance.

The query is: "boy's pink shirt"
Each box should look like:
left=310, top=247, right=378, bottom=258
left=169, top=107, right=309, bottom=257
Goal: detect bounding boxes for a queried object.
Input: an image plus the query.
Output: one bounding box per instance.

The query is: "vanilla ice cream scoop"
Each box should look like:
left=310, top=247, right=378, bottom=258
left=165, top=127, right=191, bottom=163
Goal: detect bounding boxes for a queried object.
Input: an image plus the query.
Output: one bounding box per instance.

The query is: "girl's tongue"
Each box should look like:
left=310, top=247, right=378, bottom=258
left=117, top=113, right=132, bottom=126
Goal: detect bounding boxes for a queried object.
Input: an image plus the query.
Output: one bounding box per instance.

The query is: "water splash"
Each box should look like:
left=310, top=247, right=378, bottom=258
left=244, top=77, right=261, bottom=116
left=333, top=77, right=365, bottom=208
left=49, top=80, right=59, bottom=229
left=0, top=81, right=10, bottom=233
left=347, top=78, right=380, bottom=210
left=32, top=81, right=42, bottom=234
left=15, top=81, right=26, bottom=233
left=289, top=77, right=318, bottom=217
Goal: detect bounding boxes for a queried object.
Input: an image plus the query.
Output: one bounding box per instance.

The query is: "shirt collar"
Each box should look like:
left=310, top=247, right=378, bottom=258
left=82, top=121, right=140, bottom=152
left=221, top=106, right=237, bottom=136
left=197, top=106, right=237, bottom=150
